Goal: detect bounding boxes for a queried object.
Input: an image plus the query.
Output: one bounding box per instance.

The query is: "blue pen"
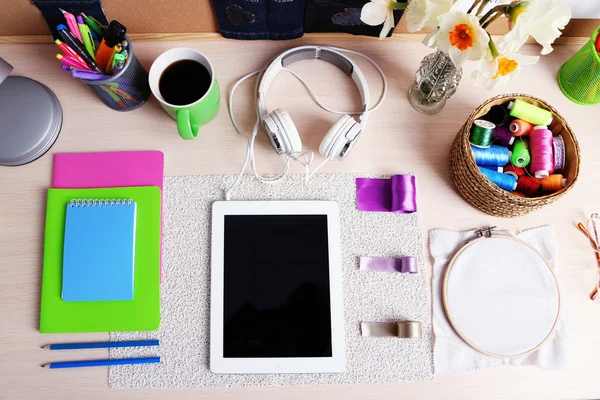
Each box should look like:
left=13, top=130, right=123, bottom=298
left=89, top=28, right=101, bottom=40
left=42, top=340, right=159, bottom=350
left=42, top=357, right=160, bottom=369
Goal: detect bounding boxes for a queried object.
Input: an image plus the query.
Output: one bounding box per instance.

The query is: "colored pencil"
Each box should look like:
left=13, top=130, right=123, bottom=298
left=42, top=340, right=159, bottom=350
left=42, top=357, right=160, bottom=369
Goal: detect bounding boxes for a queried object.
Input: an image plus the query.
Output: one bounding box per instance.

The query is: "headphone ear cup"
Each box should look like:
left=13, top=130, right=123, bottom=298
left=262, top=112, right=285, bottom=154
left=272, top=108, right=302, bottom=154
left=320, top=115, right=359, bottom=160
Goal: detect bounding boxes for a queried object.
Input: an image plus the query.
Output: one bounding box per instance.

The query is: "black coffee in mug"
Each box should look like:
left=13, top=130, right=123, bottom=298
left=158, top=60, right=211, bottom=106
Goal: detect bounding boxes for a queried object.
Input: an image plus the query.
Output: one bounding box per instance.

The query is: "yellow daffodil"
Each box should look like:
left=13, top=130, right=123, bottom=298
left=432, top=11, right=490, bottom=68
left=361, top=0, right=407, bottom=40
left=406, top=0, right=453, bottom=32
left=471, top=42, right=539, bottom=89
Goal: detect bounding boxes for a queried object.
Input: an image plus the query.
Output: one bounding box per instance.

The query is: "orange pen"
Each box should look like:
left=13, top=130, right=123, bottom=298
left=95, top=20, right=127, bottom=72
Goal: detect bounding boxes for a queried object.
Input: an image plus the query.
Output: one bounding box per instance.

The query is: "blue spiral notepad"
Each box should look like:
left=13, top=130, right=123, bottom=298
left=62, top=199, right=137, bottom=302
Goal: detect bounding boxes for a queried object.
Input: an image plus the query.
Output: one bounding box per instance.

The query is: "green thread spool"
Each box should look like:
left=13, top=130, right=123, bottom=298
left=470, top=119, right=495, bottom=148
left=512, top=140, right=531, bottom=168
left=508, top=99, right=553, bottom=126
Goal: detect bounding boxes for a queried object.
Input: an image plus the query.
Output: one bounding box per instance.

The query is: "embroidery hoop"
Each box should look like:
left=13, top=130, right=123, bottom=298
left=442, top=229, right=561, bottom=358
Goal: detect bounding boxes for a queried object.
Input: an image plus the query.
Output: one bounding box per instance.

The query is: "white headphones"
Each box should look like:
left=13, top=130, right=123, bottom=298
left=257, top=46, right=371, bottom=161
left=226, top=46, right=387, bottom=200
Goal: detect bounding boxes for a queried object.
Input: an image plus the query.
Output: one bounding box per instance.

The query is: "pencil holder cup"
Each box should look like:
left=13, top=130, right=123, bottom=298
left=558, top=27, right=600, bottom=105
left=81, top=37, right=150, bottom=111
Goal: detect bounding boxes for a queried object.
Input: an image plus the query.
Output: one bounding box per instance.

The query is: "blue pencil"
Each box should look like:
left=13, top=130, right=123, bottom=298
left=42, top=340, right=159, bottom=350
left=42, top=357, right=160, bottom=369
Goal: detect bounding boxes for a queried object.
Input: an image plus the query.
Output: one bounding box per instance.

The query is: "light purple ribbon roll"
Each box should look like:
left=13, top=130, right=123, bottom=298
left=356, top=175, right=417, bottom=213
left=360, top=256, right=418, bottom=274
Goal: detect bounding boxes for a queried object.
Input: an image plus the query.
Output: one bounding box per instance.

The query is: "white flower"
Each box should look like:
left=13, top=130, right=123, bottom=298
left=433, top=11, right=490, bottom=68
left=361, top=0, right=401, bottom=40
left=471, top=41, right=539, bottom=89
left=405, top=0, right=453, bottom=32
left=504, top=0, right=571, bottom=55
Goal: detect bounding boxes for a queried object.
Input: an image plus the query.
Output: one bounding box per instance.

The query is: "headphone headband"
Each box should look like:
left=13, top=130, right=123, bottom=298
left=256, top=46, right=371, bottom=124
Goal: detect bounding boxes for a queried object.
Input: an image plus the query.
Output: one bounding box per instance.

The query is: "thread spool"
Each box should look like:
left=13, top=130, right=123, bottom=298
left=517, top=176, right=542, bottom=197
left=483, top=104, right=510, bottom=126
left=541, top=174, right=567, bottom=193
left=530, top=126, right=554, bottom=178
left=470, top=120, right=496, bottom=148
left=509, top=119, right=534, bottom=136
left=503, top=164, right=524, bottom=179
left=471, top=144, right=511, bottom=167
left=512, top=140, right=531, bottom=168
left=553, top=135, right=566, bottom=173
left=492, top=126, right=515, bottom=146
left=507, top=99, right=553, bottom=126
left=479, top=167, right=517, bottom=192
left=480, top=165, right=504, bottom=173
left=512, top=192, right=527, bottom=197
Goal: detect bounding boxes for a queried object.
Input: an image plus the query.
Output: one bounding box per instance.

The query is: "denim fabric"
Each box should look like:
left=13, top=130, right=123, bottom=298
left=304, top=0, right=406, bottom=37
left=212, top=0, right=304, bottom=40
left=30, top=0, right=108, bottom=39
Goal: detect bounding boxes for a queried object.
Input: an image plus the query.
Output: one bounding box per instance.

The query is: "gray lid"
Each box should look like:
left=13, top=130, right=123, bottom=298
left=0, top=57, right=13, bottom=86
left=0, top=76, right=62, bottom=166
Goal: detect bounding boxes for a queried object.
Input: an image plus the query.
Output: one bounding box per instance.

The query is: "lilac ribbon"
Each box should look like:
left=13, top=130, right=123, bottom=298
left=360, top=256, right=418, bottom=274
left=356, top=175, right=417, bottom=213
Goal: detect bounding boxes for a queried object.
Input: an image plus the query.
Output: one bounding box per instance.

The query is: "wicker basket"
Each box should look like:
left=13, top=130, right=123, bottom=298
left=450, top=94, right=580, bottom=218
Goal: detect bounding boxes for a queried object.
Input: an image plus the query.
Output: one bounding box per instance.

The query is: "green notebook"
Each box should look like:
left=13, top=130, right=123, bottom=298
left=40, top=186, right=161, bottom=333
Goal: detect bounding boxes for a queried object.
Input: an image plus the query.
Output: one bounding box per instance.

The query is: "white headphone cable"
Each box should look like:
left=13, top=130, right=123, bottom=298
left=226, top=70, right=286, bottom=200
left=226, top=69, right=314, bottom=200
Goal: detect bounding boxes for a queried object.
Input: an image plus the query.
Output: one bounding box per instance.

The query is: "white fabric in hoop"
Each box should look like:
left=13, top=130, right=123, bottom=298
left=444, top=235, right=560, bottom=357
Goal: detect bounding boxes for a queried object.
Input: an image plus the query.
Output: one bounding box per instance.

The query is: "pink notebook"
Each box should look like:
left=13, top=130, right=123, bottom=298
left=52, top=151, right=165, bottom=281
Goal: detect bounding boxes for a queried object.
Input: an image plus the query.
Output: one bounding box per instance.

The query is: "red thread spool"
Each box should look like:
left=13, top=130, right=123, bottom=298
left=510, top=119, right=534, bottom=136
left=503, top=165, right=525, bottom=179
left=517, top=176, right=542, bottom=197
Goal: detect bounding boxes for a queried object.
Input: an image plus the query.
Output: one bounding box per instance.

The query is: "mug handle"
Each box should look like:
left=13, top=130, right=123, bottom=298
left=177, top=109, right=200, bottom=140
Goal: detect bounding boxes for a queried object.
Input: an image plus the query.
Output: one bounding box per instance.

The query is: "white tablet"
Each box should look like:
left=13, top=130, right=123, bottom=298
left=210, top=200, right=345, bottom=374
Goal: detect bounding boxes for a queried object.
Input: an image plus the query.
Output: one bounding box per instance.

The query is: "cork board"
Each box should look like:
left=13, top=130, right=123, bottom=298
left=0, top=0, right=218, bottom=36
left=0, top=0, right=596, bottom=38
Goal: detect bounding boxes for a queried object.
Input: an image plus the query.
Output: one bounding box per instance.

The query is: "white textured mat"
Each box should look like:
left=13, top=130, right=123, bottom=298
left=109, top=174, right=433, bottom=388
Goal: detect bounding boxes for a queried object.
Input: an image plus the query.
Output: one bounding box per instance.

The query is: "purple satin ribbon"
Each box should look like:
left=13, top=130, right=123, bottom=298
left=356, top=175, right=417, bottom=213
left=360, top=256, right=418, bottom=274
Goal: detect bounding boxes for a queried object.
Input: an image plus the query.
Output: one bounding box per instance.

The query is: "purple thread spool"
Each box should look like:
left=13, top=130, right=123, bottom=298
left=492, top=126, right=515, bottom=146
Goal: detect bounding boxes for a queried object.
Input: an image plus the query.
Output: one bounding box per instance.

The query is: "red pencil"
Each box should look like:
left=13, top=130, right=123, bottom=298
left=55, top=39, right=87, bottom=66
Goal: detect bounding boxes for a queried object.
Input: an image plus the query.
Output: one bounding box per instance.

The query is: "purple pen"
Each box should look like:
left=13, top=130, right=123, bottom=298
left=61, top=65, right=71, bottom=71
left=70, top=69, right=110, bottom=81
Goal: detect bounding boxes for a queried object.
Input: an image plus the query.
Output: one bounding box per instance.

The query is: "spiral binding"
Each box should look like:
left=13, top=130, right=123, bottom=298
left=68, top=199, right=134, bottom=207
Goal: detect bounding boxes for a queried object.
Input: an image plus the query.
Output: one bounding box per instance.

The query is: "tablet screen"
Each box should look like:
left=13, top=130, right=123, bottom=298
left=223, top=215, right=332, bottom=358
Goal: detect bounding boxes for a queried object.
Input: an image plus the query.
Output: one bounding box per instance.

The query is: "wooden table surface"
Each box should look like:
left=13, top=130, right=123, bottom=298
left=0, top=37, right=598, bottom=400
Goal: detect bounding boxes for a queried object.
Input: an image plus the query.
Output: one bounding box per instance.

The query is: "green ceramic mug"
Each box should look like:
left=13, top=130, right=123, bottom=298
left=149, top=48, right=220, bottom=139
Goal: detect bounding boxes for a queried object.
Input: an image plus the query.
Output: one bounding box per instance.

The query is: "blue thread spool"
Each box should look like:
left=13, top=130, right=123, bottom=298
left=471, top=144, right=511, bottom=167
left=479, top=167, right=517, bottom=191
left=480, top=165, right=504, bottom=173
